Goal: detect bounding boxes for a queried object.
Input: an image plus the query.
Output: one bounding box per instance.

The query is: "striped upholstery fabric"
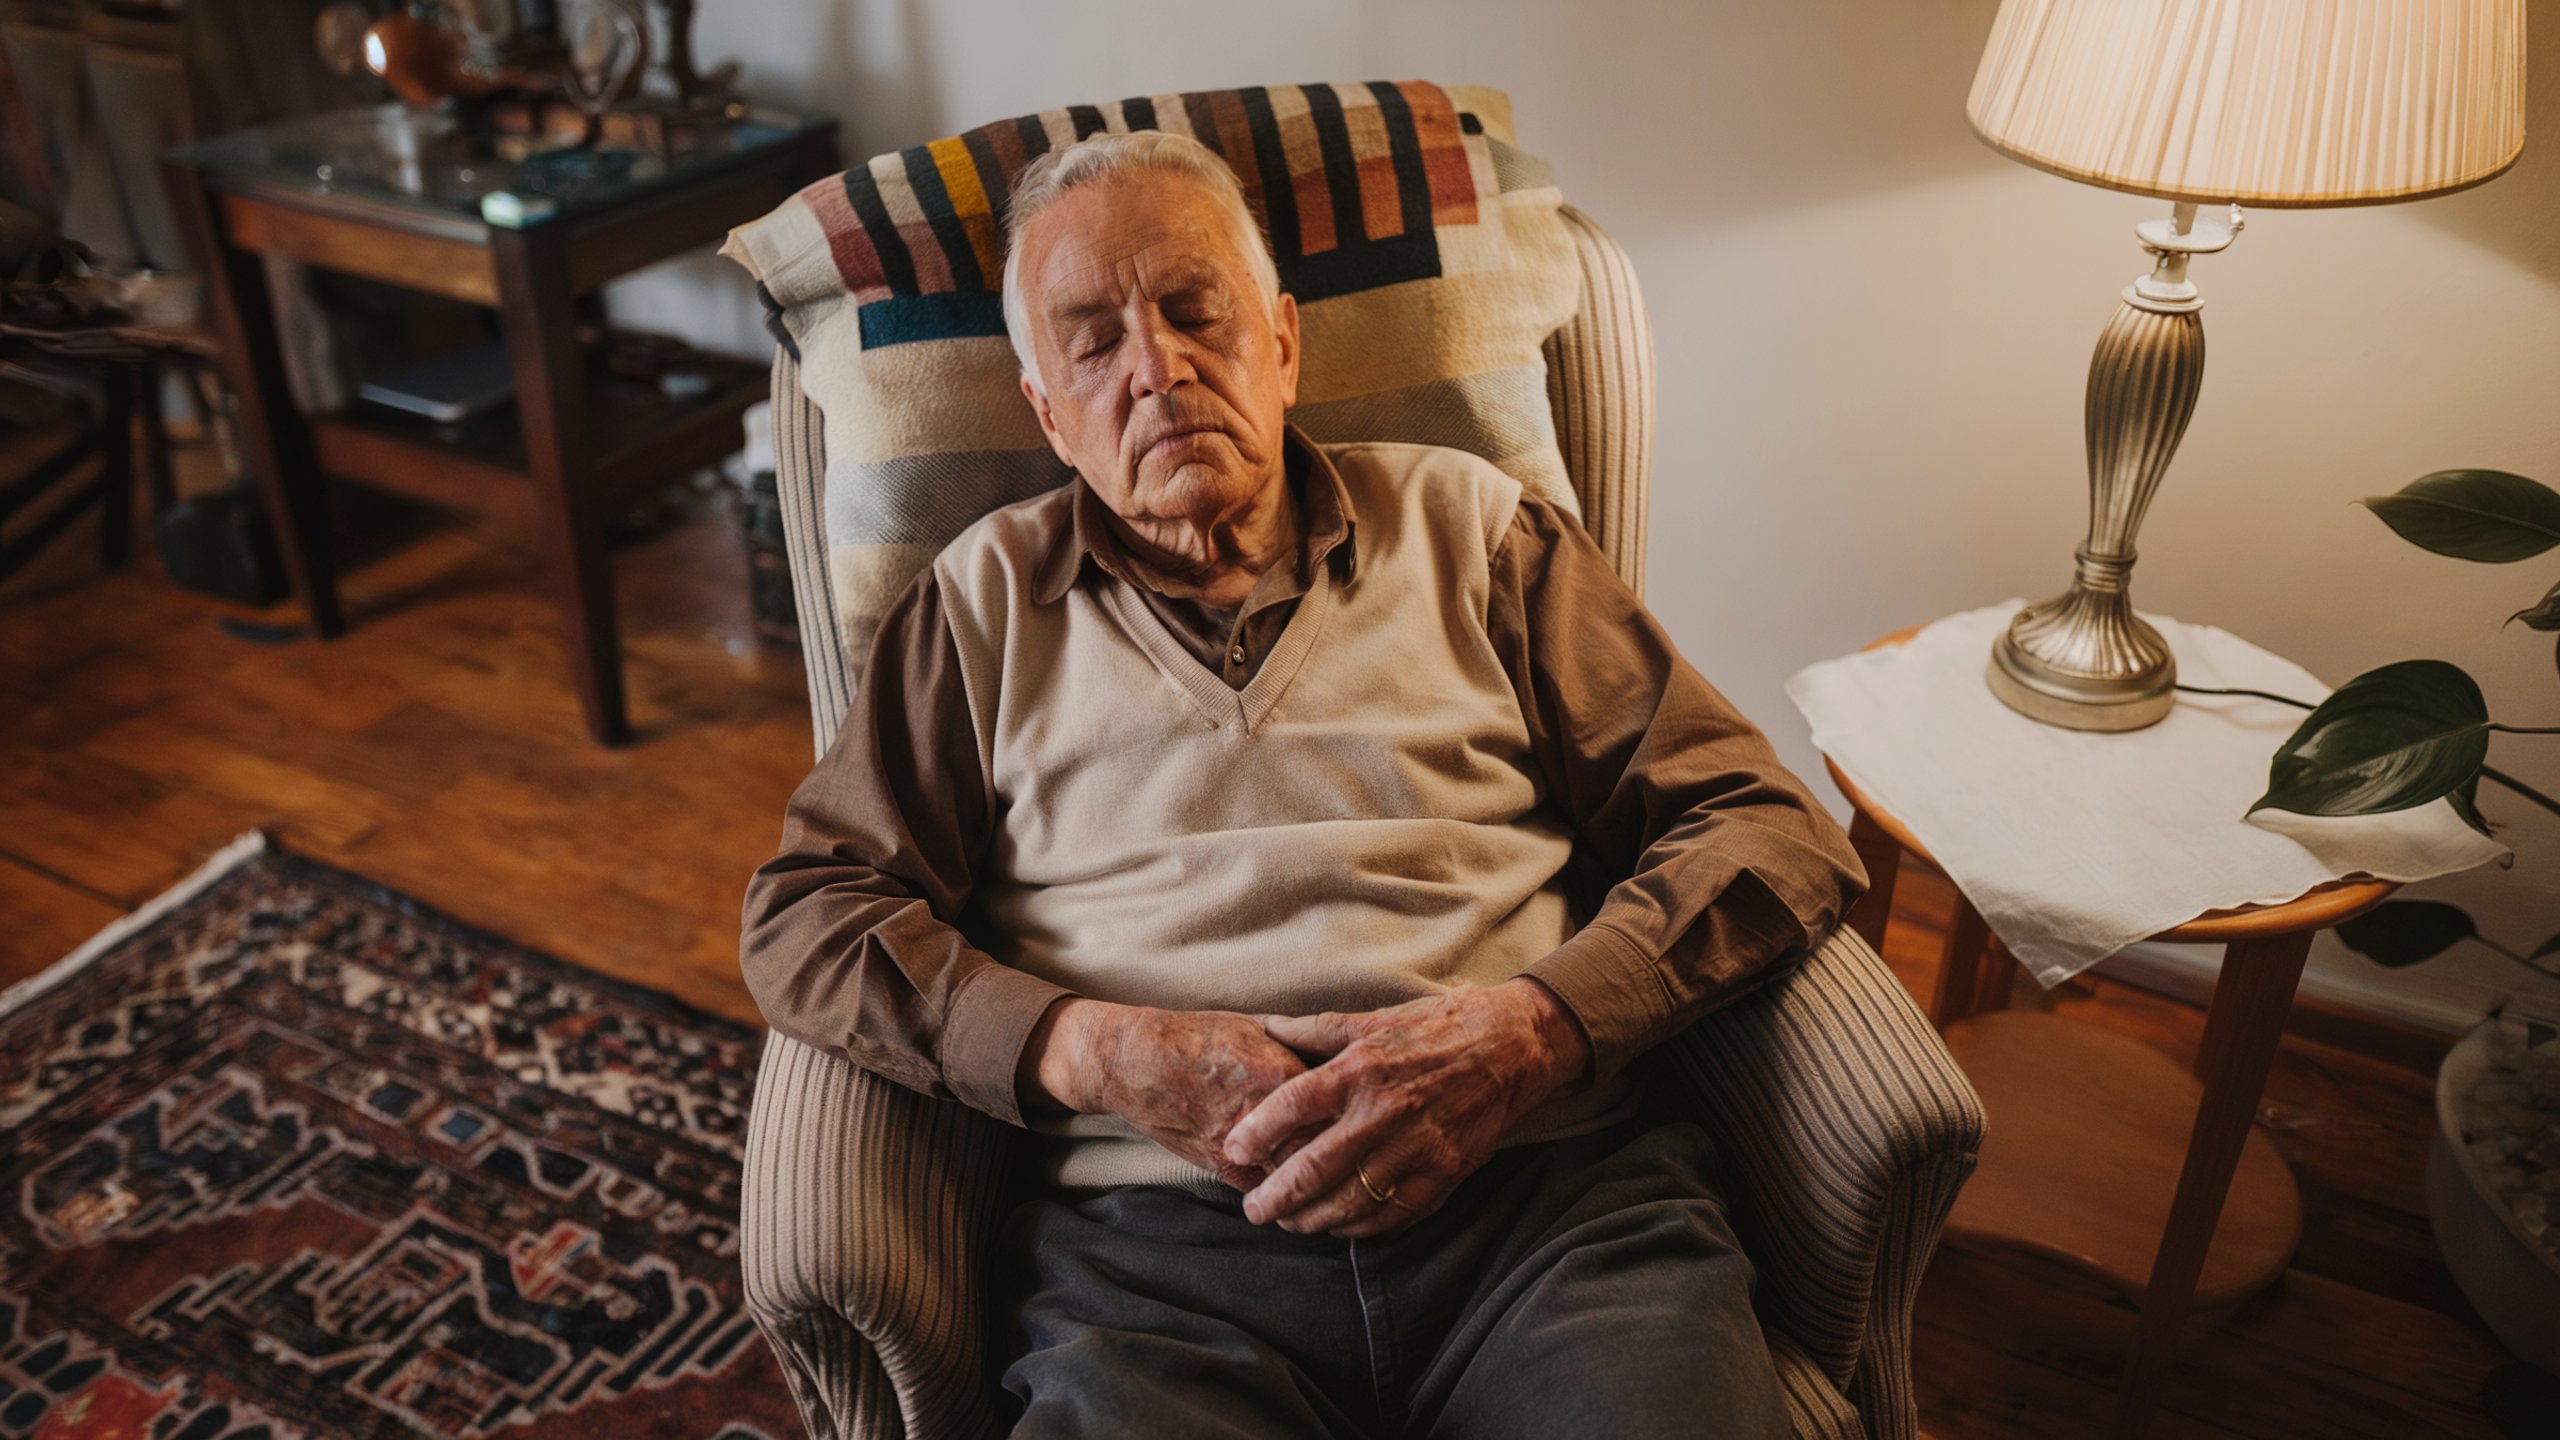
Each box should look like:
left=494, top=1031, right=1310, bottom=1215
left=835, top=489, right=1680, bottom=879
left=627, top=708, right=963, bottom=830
left=1770, top=1331, right=1868, bottom=1440
left=743, top=185, right=1986, bottom=1439
left=1640, top=926, right=1985, bottom=1439
left=1544, top=206, right=1654, bottom=597
left=720, top=82, right=1584, bottom=679
left=743, top=1022, right=1017, bottom=1440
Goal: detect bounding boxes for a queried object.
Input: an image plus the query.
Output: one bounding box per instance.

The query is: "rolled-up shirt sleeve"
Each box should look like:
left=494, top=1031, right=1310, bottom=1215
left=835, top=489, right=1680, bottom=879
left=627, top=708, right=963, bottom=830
left=1489, top=493, right=1870, bottom=1086
left=739, top=568, right=1070, bottom=1128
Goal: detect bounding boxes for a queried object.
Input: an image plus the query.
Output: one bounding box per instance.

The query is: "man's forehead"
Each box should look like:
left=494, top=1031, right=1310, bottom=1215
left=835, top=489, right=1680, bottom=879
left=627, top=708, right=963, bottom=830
left=1025, top=176, right=1253, bottom=307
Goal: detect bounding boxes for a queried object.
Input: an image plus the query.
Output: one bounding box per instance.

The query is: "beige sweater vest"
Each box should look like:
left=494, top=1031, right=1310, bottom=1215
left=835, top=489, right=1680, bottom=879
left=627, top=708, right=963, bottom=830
left=935, top=442, right=1638, bottom=1190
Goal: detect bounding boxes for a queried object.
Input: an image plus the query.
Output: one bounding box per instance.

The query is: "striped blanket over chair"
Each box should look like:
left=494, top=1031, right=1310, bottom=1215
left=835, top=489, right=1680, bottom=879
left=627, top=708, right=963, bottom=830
left=720, top=81, right=1584, bottom=679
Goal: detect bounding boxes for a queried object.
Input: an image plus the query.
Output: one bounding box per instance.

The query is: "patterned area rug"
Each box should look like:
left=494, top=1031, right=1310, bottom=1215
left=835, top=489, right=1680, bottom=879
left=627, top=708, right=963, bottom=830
left=0, top=834, right=799, bottom=1439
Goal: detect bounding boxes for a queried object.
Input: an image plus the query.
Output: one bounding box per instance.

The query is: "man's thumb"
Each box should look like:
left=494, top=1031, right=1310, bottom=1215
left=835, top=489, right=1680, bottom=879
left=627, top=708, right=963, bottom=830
left=1261, top=1010, right=1354, bottom=1054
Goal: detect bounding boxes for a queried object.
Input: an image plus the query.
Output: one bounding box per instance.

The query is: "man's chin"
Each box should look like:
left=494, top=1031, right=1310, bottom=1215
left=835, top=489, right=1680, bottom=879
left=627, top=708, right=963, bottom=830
left=1131, top=459, right=1259, bottom=521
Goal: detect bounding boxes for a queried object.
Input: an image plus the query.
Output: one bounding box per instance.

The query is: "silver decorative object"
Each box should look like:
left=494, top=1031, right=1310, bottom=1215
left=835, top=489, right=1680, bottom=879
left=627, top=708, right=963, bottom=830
left=563, top=0, right=647, bottom=132
left=1986, top=204, right=2237, bottom=732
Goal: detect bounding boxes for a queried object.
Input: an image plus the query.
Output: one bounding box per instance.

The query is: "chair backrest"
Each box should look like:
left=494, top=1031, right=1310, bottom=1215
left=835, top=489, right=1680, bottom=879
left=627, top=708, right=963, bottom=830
left=736, top=86, right=1657, bottom=750
left=1540, top=206, right=1656, bottom=597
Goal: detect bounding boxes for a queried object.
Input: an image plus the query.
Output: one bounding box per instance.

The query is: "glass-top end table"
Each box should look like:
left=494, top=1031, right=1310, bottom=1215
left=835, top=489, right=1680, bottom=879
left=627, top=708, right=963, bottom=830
left=160, top=101, right=838, bottom=745
left=166, top=101, right=832, bottom=232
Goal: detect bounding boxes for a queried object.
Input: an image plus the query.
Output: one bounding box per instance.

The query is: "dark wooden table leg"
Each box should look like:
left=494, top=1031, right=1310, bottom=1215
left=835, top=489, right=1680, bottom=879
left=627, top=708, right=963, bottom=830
left=1845, top=806, right=1903, bottom=955
left=1929, top=888, right=1994, bottom=1031
left=1970, top=932, right=2014, bottom=1014
left=2111, top=927, right=2313, bottom=1439
left=491, top=223, right=629, bottom=746
left=160, top=160, right=344, bottom=636
left=97, top=364, right=135, bottom=565
left=134, top=359, right=178, bottom=516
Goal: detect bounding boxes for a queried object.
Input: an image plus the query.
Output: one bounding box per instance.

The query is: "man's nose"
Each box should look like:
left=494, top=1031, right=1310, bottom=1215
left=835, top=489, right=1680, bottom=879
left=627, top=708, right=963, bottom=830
left=1124, top=315, right=1197, bottom=398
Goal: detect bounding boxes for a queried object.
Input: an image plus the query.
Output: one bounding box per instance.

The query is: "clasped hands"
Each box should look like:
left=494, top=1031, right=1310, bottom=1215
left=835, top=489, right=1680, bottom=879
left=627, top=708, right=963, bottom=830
left=1022, top=978, right=1592, bottom=1238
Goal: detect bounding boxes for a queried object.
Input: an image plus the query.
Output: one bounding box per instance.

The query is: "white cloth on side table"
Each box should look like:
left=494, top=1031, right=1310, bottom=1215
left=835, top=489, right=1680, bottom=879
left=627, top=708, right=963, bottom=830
left=1785, top=599, right=2514, bottom=987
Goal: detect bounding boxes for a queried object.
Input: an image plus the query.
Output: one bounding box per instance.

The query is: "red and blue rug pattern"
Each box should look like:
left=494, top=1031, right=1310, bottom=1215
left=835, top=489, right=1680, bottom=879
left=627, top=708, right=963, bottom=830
left=0, top=835, right=799, bottom=1439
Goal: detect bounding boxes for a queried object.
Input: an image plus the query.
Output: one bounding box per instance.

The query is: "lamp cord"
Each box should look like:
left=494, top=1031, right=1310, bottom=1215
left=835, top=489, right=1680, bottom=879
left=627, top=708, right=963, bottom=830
left=2173, top=683, right=2312, bottom=709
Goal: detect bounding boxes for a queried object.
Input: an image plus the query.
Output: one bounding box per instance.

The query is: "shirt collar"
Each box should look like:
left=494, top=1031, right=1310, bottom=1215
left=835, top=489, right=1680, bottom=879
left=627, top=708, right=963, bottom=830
left=1030, top=424, right=1357, bottom=605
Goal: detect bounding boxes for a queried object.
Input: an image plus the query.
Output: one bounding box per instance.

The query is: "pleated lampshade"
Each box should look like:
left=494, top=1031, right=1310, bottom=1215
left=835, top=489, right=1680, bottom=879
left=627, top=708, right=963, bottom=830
left=1967, top=0, right=2528, bottom=207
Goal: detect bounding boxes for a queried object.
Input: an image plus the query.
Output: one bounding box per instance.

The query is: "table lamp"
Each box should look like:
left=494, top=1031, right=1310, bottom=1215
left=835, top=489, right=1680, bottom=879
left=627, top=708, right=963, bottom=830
left=1966, top=0, right=2527, bottom=731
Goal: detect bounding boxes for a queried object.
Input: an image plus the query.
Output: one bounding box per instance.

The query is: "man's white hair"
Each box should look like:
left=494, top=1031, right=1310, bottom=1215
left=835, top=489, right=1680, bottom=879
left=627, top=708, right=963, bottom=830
left=1000, top=131, right=1282, bottom=395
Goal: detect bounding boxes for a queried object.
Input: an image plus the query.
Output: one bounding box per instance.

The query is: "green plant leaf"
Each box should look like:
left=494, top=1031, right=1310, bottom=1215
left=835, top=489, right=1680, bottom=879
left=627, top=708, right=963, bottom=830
left=2511, top=578, right=2560, bottom=631
left=2335, top=900, right=2478, bottom=967
left=2248, top=659, right=2490, bottom=818
left=2359, top=470, right=2560, bottom=563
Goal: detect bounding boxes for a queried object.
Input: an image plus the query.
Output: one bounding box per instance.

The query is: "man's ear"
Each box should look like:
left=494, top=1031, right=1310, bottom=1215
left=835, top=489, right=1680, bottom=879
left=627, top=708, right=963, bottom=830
left=1021, top=371, right=1078, bottom=467
left=1272, top=291, right=1301, bottom=409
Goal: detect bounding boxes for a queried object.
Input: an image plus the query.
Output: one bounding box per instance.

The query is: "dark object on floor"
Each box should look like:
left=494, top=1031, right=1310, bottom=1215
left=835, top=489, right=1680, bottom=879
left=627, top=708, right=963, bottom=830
left=2486, top=1362, right=2560, bottom=1440
left=735, top=464, right=798, bottom=649
left=215, top=615, right=309, bottom=645
left=157, top=485, right=288, bottom=605
left=0, top=834, right=799, bottom=1440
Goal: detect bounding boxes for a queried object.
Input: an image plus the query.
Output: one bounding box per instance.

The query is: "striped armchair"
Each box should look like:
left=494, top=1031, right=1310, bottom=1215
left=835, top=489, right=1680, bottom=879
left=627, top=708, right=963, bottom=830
left=740, top=205, right=1983, bottom=1440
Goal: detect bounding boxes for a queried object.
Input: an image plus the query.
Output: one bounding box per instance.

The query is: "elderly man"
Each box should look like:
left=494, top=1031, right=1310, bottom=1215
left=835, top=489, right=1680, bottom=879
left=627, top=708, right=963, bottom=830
left=742, top=131, right=1865, bottom=1439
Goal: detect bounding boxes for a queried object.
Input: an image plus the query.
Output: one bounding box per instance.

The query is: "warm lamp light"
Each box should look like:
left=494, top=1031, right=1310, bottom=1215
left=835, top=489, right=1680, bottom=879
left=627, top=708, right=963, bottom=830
left=1965, top=0, right=2527, bottom=730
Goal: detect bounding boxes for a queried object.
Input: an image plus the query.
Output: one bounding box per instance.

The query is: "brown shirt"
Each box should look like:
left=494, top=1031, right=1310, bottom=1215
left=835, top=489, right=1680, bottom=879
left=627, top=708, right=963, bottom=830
left=740, top=435, right=1869, bottom=1128
left=1065, top=438, right=1352, bottom=689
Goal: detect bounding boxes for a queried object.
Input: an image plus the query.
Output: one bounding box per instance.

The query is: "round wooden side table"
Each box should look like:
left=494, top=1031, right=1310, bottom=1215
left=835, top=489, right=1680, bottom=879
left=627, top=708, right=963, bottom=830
left=1823, top=623, right=2398, bottom=1439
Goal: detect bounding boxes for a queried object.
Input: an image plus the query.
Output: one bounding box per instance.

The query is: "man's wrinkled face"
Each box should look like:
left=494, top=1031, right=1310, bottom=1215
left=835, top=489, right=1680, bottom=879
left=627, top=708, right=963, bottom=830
left=1016, top=170, right=1300, bottom=530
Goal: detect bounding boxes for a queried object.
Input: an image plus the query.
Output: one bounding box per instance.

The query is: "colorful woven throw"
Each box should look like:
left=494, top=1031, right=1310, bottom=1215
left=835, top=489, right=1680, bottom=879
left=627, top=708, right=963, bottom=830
left=721, top=81, right=1585, bottom=681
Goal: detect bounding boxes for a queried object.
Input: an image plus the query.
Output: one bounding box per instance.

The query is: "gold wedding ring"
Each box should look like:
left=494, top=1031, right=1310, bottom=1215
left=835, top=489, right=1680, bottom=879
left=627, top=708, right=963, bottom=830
left=1359, top=1162, right=1420, bottom=1212
left=1356, top=1163, right=1396, bottom=1205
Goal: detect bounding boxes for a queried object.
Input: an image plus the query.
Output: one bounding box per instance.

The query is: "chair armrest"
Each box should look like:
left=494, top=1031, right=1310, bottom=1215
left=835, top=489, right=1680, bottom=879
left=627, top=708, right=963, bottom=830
left=1639, top=924, right=1984, bottom=1440
left=742, top=1031, right=1017, bottom=1440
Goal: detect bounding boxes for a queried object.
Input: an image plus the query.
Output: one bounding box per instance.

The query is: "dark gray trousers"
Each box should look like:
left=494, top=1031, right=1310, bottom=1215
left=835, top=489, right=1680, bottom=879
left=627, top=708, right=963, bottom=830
left=992, top=1114, right=1788, bottom=1439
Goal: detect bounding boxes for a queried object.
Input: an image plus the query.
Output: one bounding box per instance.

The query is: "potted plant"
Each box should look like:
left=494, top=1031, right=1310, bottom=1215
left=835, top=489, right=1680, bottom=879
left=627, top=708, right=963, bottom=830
left=2236, top=468, right=2557, bottom=974
left=2226, top=468, right=2559, bottom=1404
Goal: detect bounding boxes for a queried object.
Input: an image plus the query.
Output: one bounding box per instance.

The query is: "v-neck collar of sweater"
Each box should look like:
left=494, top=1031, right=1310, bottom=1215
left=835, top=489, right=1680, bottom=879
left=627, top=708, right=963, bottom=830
left=1097, top=541, right=1337, bottom=736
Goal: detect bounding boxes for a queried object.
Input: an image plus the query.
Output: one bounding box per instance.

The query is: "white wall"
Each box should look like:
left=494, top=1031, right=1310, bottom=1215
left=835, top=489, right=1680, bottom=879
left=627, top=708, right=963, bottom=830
left=616, top=0, right=2560, bottom=1028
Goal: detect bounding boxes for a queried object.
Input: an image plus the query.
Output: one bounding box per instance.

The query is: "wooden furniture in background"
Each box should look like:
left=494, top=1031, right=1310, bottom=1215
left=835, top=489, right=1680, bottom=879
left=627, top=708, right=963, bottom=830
left=1827, top=622, right=2400, bottom=1440
left=160, top=105, right=838, bottom=744
left=0, top=316, right=219, bottom=581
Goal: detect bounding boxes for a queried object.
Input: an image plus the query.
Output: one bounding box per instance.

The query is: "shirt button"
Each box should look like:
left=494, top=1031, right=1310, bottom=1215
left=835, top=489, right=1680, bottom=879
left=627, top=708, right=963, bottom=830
left=1229, top=646, right=1247, bottom=665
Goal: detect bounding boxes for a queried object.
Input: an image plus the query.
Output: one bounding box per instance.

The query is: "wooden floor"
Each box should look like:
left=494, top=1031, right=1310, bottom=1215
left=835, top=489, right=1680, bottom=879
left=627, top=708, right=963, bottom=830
left=0, top=428, right=812, bottom=1027
left=0, top=432, right=2531, bottom=1439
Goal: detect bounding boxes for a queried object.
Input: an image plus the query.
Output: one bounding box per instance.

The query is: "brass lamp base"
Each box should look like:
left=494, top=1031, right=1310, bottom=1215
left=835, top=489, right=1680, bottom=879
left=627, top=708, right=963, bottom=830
left=1987, top=587, right=2177, bottom=731
left=1989, top=201, right=2238, bottom=735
